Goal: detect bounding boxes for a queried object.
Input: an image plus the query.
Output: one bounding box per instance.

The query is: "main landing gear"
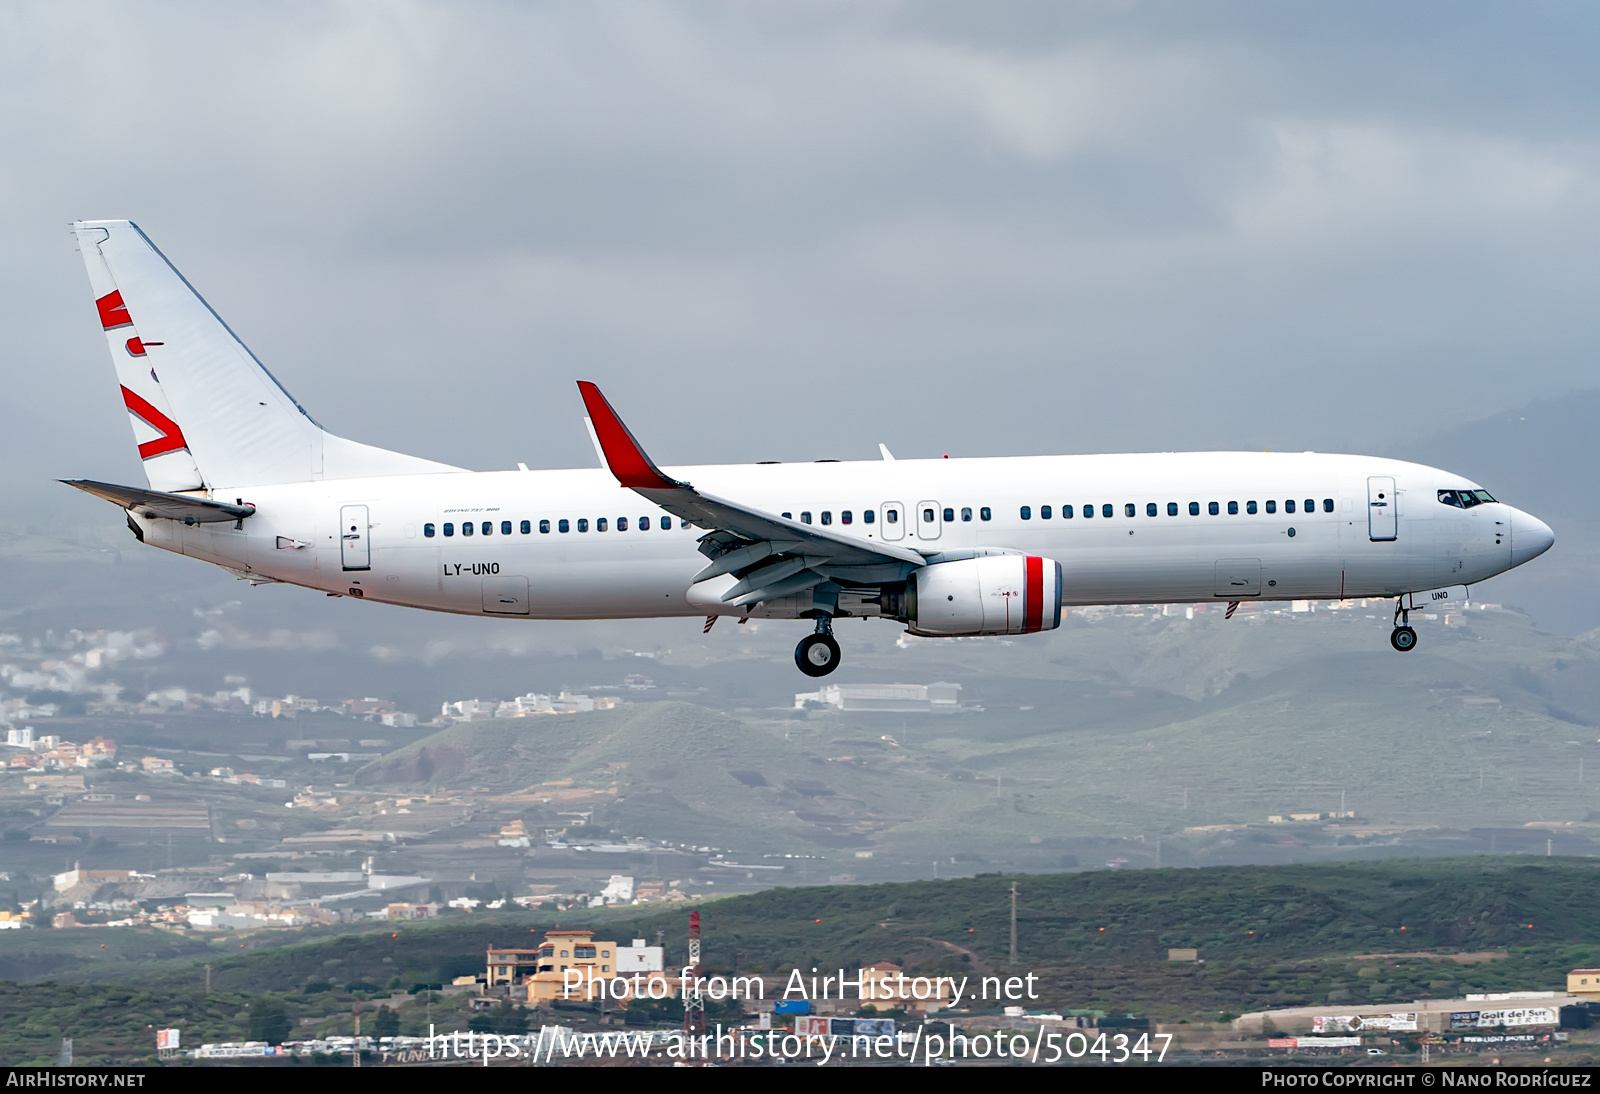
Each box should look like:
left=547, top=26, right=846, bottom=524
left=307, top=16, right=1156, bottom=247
left=795, top=616, right=841, bottom=677
left=1390, top=600, right=1418, bottom=653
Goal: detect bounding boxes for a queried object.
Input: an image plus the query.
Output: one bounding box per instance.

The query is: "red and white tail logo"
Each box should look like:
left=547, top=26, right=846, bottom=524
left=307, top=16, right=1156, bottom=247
left=120, top=385, right=188, bottom=460
left=96, top=290, right=132, bottom=331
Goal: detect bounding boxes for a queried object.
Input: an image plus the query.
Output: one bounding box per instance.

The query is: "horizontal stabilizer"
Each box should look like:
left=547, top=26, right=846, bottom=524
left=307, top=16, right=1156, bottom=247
left=61, top=479, right=255, bottom=524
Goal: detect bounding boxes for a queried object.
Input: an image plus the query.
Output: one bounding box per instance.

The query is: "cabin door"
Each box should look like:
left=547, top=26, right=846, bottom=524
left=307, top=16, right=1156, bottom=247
left=1368, top=477, right=1397, bottom=541
left=339, top=505, right=370, bottom=571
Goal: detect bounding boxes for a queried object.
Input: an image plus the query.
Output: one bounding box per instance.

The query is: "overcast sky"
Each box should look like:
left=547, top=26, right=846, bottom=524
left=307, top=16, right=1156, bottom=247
left=7, top=1, right=1600, bottom=504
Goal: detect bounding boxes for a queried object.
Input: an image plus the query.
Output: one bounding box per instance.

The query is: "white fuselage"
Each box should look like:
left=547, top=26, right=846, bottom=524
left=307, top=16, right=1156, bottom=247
left=135, top=450, right=1550, bottom=621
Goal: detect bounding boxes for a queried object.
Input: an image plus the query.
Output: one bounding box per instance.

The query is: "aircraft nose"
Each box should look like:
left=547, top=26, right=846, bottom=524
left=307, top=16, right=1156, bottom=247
left=1510, top=510, right=1555, bottom=568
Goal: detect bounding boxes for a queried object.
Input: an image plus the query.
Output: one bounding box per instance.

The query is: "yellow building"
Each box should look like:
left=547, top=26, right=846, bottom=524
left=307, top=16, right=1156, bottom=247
left=859, top=962, right=953, bottom=1013
left=1569, top=969, right=1600, bottom=999
left=522, top=930, right=675, bottom=1006
left=487, top=947, right=543, bottom=987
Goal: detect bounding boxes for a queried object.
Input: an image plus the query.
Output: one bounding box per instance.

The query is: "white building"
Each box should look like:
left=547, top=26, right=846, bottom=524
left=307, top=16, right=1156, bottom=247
left=5, top=726, right=32, bottom=748
left=587, top=875, right=635, bottom=907
left=795, top=682, right=963, bottom=713
left=616, top=938, right=665, bottom=973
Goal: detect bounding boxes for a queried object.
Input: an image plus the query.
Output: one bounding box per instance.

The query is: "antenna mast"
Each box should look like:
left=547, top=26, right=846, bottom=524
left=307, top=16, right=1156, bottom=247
left=683, top=910, right=706, bottom=1038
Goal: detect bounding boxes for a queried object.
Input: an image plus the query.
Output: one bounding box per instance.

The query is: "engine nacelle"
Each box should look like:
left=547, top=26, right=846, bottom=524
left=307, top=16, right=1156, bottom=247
left=904, top=555, right=1062, bottom=637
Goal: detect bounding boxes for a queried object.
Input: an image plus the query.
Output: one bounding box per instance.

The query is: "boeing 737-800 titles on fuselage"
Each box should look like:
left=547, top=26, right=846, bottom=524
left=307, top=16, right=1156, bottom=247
left=63, top=221, right=1555, bottom=676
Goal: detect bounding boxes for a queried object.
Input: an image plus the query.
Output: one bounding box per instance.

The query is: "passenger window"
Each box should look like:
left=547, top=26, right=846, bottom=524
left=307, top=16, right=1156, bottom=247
left=1208, top=502, right=1219, bottom=516
left=1265, top=500, right=1276, bottom=514
left=1304, top=499, right=1314, bottom=514
left=980, top=507, right=991, bottom=521
left=661, top=517, right=672, bottom=529
left=639, top=516, right=650, bottom=531
left=577, top=519, right=589, bottom=533
left=424, top=523, right=436, bottom=538
left=863, top=510, right=875, bottom=524
left=1062, top=505, right=1073, bottom=518
left=886, top=509, right=898, bottom=523
left=1083, top=504, right=1094, bottom=519
left=961, top=507, right=973, bottom=521
left=462, top=522, right=474, bottom=536
left=944, top=507, right=956, bottom=522
left=444, top=522, right=454, bottom=536
left=1246, top=501, right=1257, bottom=515
left=842, top=511, right=852, bottom=525
left=782, top=512, right=792, bottom=520
left=923, top=508, right=935, bottom=523
left=1125, top=503, right=1136, bottom=518
left=1323, top=498, right=1334, bottom=513
left=597, top=518, right=608, bottom=532
left=618, top=517, right=628, bottom=531
left=539, top=520, right=550, bottom=534
left=1102, top=504, right=1113, bottom=518
left=520, top=520, right=530, bottom=534
left=559, top=519, right=570, bottom=533
left=501, top=520, right=513, bottom=535
left=1146, top=503, right=1157, bottom=517
left=1189, top=502, right=1199, bottom=516
left=1285, top=500, right=1296, bottom=514
left=1021, top=506, right=1031, bottom=520
left=1227, top=501, right=1238, bottom=515
left=821, top=511, right=832, bottom=526
left=480, top=522, right=490, bottom=535
left=1167, top=502, right=1178, bottom=516
left=801, top=512, right=812, bottom=524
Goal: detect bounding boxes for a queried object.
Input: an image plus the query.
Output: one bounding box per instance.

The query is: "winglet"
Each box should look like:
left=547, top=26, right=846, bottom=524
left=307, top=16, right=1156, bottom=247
left=576, top=381, right=684, bottom=489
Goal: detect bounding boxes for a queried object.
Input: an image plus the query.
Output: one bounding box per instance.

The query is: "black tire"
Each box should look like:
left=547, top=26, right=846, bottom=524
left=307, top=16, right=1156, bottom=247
left=795, top=633, right=841, bottom=677
left=1390, top=626, right=1418, bottom=652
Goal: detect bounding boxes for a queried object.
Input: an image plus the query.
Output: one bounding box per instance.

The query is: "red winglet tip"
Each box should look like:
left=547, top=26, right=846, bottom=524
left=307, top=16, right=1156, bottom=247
left=575, top=381, right=678, bottom=489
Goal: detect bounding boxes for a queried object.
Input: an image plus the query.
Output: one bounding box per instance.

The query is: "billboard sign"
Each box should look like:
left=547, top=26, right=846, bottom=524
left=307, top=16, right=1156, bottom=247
left=1311, top=1013, right=1416, bottom=1033
left=1450, top=1008, right=1557, bottom=1030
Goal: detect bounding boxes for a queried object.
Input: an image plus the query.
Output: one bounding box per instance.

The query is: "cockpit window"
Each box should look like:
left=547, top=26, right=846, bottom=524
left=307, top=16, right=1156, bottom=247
left=1440, top=488, right=1497, bottom=509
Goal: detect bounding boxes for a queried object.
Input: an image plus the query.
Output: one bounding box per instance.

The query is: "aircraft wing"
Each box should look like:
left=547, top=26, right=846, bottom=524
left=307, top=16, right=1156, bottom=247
left=61, top=479, right=255, bottom=524
left=577, top=381, right=924, bottom=607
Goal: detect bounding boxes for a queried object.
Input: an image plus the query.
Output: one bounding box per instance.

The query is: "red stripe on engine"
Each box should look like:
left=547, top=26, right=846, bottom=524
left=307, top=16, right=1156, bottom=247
left=121, top=385, right=189, bottom=460
left=97, top=291, right=132, bottom=330
left=1023, top=555, right=1044, bottom=633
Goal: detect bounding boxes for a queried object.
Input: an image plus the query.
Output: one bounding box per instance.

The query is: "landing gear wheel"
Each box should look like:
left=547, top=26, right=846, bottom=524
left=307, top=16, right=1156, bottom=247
left=796, top=633, right=841, bottom=677
left=1390, top=626, right=1418, bottom=652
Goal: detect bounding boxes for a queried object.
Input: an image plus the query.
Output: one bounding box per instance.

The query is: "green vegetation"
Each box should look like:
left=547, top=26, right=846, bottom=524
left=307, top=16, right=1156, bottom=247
left=2, top=857, right=1597, bottom=1063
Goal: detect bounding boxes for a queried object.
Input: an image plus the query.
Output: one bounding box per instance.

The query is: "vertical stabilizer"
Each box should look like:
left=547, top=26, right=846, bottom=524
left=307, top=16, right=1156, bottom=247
left=72, top=221, right=460, bottom=491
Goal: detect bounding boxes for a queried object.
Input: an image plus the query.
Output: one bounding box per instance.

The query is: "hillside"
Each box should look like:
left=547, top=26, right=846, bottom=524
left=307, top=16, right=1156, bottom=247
left=341, top=600, right=1600, bottom=874
left=4, top=857, right=1599, bottom=1063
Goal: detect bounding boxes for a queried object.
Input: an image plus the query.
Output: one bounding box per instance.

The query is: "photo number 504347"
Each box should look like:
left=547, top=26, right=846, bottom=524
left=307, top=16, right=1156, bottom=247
left=1043, top=1031, right=1171, bottom=1064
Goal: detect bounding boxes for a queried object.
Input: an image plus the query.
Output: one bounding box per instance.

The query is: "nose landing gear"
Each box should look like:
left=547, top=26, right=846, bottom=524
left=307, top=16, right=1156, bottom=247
left=1391, top=600, right=1418, bottom=652
left=795, top=615, right=841, bottom=677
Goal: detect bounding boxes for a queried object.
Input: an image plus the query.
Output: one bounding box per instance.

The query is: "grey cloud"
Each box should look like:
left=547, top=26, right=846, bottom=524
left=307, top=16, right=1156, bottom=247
left=6, top=0, right=1600, bottom=506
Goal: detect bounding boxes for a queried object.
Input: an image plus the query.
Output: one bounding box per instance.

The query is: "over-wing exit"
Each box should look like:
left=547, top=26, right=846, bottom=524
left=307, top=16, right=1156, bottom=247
left=63, top=221, right=1555, bottom=676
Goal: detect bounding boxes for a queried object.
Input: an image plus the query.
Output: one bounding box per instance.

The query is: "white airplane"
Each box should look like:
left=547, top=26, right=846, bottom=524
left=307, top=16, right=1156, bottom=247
left=64, top=220, right=1555, bottom=677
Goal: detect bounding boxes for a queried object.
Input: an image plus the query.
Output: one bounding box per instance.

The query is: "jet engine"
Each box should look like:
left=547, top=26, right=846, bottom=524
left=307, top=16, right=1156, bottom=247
left=893, top=555, right=1062, bottom=637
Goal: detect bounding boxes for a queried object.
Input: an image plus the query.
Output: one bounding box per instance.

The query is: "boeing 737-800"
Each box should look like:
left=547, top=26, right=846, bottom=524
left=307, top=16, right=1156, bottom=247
left=63, top=220, right=1555, bottom=676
